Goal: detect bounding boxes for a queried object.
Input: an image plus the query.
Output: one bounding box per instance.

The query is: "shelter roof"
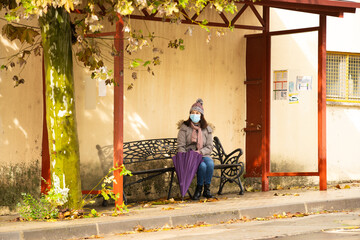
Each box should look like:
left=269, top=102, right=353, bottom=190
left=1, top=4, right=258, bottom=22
left=258, top=0, right=360, bottom=17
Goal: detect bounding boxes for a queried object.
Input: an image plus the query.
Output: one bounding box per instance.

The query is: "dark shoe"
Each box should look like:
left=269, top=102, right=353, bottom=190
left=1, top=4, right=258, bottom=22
left=193, top=185, right=203, bottom=200
left=203, top=184, right=214, bottom=198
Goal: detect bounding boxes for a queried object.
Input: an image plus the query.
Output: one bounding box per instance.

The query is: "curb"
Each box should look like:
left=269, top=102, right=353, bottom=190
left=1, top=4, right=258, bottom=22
left=1, top=197, right=360, bottom=240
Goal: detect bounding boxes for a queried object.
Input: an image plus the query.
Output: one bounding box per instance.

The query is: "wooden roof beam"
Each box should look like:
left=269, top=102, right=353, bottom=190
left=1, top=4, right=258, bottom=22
left=129, top=14, right=264, bottom=30
left=219, top=12, right=230, bottom=26
left=248, top=3, right=265, bottom=27
left=231, top=4, right=248, bottom=25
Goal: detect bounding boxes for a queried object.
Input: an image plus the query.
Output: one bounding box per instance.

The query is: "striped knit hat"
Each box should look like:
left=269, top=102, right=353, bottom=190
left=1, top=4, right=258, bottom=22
left=190, top=98, right=204, bottom=115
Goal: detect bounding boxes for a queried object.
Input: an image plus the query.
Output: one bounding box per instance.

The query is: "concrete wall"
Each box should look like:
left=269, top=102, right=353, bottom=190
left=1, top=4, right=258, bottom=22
left=269, top=8, right=360, bottom=186
left=0, top=17, right=42, bottom=209
left=326, top=11, right=360, bottom=182
left=270, top=9, right=318, bottom=174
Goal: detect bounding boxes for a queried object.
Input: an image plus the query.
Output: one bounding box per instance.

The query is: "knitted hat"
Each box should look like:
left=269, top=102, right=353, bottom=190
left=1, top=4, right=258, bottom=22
left=190, top=98, right=204, bottom=115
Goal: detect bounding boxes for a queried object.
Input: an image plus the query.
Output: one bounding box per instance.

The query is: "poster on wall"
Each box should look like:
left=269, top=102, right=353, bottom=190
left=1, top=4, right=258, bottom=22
left=289, top=93, right=299, bottom=104
left=273, top=70, right=288, bottom=100
left=98, top=80, right=107, bottom=97
left=296, top=76, right=312, bottom=91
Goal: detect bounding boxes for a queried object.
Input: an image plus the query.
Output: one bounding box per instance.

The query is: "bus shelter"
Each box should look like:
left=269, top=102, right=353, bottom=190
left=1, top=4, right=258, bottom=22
left=39, top=0, right=360, bottom=208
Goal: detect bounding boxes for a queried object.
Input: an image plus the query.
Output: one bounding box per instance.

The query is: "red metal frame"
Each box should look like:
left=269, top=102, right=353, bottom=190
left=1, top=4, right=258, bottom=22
left=113, top=16, right=125, bottom=208
left=261, top=6, right=271, bottom=191
left=318, top=15, right=327, bottom=190
left=254, top=13, right=328, bottom=191
left=41, top=56, right=51, bottom=194
left=80, top=17, right=125, bottom=208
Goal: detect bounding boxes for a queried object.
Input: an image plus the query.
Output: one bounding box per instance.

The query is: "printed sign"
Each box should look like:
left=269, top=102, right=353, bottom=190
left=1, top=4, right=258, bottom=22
left=289, top=93, right=299, bottom=104
left=273, top=70, right=288, bottom=100
left=296, top=76, right=312, bottom=91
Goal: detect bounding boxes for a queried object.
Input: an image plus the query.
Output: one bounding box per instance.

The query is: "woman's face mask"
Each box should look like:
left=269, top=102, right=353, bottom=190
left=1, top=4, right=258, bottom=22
left=190, top=114, right=201, bottom=123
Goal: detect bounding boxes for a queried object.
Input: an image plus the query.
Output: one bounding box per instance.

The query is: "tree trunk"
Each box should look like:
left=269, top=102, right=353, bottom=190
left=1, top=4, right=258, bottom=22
left=39, top=7, right=82, bottom=209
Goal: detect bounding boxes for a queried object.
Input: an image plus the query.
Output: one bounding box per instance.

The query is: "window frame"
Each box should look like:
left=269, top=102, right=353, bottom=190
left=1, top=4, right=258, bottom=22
left=326, top=51, right=360, bottom=105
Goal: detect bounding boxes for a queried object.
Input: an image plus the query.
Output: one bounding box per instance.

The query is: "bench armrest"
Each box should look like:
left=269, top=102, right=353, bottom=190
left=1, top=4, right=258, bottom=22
left=222, top=148, right=243, bottom=165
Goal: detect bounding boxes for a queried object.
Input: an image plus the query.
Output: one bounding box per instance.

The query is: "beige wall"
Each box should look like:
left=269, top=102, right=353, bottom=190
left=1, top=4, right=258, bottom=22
left=327, top=106, right=360, bottom=181
left=0, top=16, right=42, bottom=207
left=73, top=8, right=261, bottom=192
left=0, top=22, right=43, bottom=166
left=269, top=8, right=360, bottom=183
left=326, top=10, right=360, bottom=182
left=270, top=9, right=318, bottom=175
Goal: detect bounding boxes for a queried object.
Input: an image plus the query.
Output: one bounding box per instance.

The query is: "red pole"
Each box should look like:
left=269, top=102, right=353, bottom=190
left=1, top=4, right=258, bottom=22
left=318, top=15, right=327, bottom=190
left=262, top=6, right=270, bottom=191
left=113, top=15, right=124, bottom=208
left=41, top=55, right=51, bottom=194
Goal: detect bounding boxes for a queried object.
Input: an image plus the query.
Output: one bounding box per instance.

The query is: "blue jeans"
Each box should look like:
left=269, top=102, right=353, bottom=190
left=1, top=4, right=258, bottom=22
left=197, top=156, right=214, bottom=186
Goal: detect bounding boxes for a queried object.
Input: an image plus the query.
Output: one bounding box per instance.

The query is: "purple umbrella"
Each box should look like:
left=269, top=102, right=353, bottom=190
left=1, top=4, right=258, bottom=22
left=172, top=150, right=203, bottom=199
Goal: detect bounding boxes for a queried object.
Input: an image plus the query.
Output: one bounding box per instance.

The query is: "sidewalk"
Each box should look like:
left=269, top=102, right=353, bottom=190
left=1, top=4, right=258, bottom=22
left=1, top=185, right=360, bottom=240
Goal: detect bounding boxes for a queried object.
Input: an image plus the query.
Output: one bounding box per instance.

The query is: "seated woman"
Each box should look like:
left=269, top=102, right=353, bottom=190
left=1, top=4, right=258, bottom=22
left=177, top=98, right=215, bottom=200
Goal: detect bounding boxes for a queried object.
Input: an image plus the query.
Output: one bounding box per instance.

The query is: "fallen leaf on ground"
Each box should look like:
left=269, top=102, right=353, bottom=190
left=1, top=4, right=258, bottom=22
left=133, top=225, right=145, bottom=232
left=162, top=207, right=175, bottom=211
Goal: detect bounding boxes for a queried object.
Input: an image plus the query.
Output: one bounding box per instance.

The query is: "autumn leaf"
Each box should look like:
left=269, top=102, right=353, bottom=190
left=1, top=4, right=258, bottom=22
left=17, top=57, right=26, bottom=67
left=34, top=46, right=41, bottom=56
left=133, top=224, right=145, bottom=232
left=162, top=207, right=175, bottom=210
left=2, top=24, right=17, bottom=41
left=131, top=72, right=137, bottom=80
left=21, top=28, right=39, bottom=44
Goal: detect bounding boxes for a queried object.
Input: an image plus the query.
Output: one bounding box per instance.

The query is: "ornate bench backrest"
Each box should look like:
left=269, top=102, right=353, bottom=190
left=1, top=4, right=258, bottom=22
left=96, top=137, right=224, bottom=166
left=96, top=137, right=226, bottom=168
left=211, top=136, right=226, bottom=163
left=123, top=138, right=178, bottom=164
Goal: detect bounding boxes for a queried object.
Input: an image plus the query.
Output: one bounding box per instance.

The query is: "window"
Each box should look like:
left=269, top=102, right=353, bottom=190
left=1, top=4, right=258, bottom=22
left=326, top=52, right=360, bottom=103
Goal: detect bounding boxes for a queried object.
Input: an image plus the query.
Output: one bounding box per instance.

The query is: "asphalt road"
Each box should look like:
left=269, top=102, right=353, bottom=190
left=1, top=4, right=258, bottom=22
left=87, top=210, right=360, bottom=240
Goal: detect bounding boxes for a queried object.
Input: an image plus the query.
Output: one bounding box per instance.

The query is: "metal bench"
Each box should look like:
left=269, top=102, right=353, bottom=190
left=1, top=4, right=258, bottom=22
left=94, top=136, right=245, bottom=203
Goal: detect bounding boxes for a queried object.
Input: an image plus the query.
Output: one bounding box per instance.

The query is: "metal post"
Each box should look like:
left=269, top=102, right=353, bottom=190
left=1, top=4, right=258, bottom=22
left=114, top=15, right=124, bottom=208
left=262, top=6, right=270, bottom=191
left=41, top=55, right=51, bottom=194
left=318, top=15, right=327, bottom=190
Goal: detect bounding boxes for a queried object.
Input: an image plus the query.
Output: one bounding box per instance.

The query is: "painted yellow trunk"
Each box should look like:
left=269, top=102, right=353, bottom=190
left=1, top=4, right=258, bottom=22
left=39, top=7, right=82, bottom=209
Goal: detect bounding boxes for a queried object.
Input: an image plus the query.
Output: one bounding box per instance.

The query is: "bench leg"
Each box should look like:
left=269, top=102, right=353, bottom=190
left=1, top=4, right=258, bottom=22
left=238, top=176, right=245, bottom=195
left=123, top=192, right=128, bottom=205
left=167, top=170, right=175, bottom=200
left=218, top=171, right=226, bottom=195
left=187, top=190, right=193, bottom=200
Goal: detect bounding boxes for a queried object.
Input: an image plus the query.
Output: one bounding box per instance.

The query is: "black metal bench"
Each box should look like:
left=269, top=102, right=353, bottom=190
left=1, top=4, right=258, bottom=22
left=95, top=136, right=244, bottom=203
